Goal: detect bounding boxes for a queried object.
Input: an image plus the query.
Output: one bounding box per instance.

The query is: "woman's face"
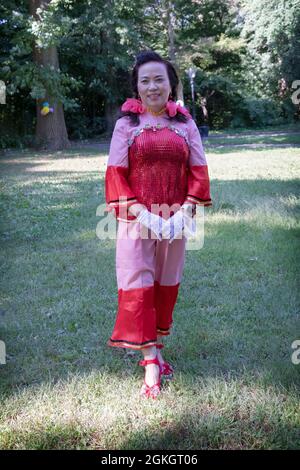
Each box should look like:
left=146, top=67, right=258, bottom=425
left=137, top=61, right=172, bottom=112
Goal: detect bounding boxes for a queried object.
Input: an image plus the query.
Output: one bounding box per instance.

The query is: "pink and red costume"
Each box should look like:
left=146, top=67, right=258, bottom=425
left=105, top=98, right=212, bottom=350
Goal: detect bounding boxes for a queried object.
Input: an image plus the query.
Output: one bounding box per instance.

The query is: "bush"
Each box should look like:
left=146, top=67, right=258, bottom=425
left=187, top=74, right=245, bottom=129
left=184, top=72, right=297, bottom=130
left=241, top=98, right=286, bottom=127
left=0, top=133, right=35, bottom=150
left=66, top=113, right=107, bottom=140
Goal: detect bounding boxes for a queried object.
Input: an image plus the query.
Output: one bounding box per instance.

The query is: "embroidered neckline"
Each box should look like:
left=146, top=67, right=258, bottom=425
left=127, top=123, right=189, bottom=146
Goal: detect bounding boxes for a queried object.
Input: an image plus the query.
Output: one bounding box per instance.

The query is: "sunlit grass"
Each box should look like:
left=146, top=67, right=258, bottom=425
left=206, top=134, right=300, bottom=146
left=0, top=137, right=299, bottom=449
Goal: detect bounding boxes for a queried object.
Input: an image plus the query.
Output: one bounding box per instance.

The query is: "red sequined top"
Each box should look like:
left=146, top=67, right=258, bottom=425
left=128, top=126, right=189, bottom=217
left=105, top=100, right=212, bottom=222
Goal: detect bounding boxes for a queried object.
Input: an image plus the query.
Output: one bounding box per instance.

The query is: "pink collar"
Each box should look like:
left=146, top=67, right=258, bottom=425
left=121, top=98, right=192, bottom=119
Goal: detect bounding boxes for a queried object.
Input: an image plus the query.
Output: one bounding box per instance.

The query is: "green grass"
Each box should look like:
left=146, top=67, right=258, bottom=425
left=206, top=134, right=300, bottom=146
left=0, top=135, right=299, bottom=449
left=209, top=123, right=300, bottom=135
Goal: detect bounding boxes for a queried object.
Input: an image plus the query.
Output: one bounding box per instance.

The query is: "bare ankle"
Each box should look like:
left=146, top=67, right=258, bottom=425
left=141, top=345, right=157, bottom=360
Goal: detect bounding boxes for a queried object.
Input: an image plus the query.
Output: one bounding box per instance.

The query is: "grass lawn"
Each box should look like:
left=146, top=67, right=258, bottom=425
left=209, top=123, right=300, bottom=135
left=0, top=139, right=299, bottom=449
left=205, top=134, right=300, bottom=146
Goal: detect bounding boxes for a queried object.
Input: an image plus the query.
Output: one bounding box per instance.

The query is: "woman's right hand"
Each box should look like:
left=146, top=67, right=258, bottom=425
left=135, top=207, right=163, bottom=241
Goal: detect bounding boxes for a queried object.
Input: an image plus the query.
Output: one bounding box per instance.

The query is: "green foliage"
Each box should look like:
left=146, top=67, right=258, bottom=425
left=29, top=2, right=73, bottom=49
left=0, top=0, right=299, bottom=147
left=186, top=73, right=244, bottom=129
left=242, top=98, right=285, bottom=127
left=66, top=114, right=107, bottom=139
left=207, top=35, right=246, bottom=73
left=0, top=133, right=29, bottom=149
left=240, top=0, right=300, bottom=95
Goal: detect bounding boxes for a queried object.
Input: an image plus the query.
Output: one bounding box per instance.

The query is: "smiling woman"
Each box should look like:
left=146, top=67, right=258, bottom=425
left=104, top=50, right=212, bottom=400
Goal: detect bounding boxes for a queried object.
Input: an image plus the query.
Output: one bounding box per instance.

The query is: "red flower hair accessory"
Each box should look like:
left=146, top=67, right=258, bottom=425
left=121, top=98, right=146, bottom=114
left=166, top=100, right=192, bottom=119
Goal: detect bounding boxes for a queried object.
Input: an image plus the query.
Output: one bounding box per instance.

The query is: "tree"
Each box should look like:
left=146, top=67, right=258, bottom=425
left=29, top=0, right=70, bottom=150
left=1, top=0, right=298, bottom=147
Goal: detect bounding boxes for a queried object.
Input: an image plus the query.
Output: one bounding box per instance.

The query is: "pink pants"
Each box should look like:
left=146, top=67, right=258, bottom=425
left=107, top=221, right=187, bottom=350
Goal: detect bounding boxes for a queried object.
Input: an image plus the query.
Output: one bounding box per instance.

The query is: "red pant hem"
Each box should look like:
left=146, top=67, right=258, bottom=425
left=157, top=329, right=170, bottom=336
left=107, top=339, right=158, bottom=350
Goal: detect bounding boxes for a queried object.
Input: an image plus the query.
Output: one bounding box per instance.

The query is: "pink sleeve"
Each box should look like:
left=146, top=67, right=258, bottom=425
left=188, top=119, right=208, bottom=166
left=184, top=119, right=212, bottom=207
left=105, top=118, right=138, bottom=220
left=107, top=118, right=129, bottom=167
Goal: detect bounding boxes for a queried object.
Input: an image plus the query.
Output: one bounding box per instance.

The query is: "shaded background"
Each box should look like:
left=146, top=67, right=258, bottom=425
left=0, top=0, right=299, bottom=149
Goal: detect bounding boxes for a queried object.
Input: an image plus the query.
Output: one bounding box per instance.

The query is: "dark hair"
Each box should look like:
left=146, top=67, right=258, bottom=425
left=118, top=50, right=189, bottom=126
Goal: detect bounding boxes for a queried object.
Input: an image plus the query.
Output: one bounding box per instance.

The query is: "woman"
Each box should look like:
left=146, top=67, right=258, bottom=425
left=105, top=50, right=212, bottom=399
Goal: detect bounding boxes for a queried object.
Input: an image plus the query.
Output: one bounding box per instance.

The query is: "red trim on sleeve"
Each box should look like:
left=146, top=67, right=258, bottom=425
left=186, top=165, right=212, bottom=206
left=105, top=166, right=138, bottom=220
left=105, top=166, right=136, bottom=202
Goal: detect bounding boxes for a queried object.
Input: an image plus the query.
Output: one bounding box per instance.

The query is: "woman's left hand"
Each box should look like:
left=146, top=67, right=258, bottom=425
left=161, top=210, right=184, bottom=242
left=162, top=204, right=197, bottom=243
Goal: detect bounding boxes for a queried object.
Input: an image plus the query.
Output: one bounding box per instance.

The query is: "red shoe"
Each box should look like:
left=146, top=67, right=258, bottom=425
left=156, top=343, right=174, bottom=380
left=138, top=356, right=161, bottom=399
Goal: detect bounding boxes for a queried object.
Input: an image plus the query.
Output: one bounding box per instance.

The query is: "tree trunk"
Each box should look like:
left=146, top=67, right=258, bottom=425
left=166, top=0, right=184, bottom=102
left=29, top=0, right=70, bottom=150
